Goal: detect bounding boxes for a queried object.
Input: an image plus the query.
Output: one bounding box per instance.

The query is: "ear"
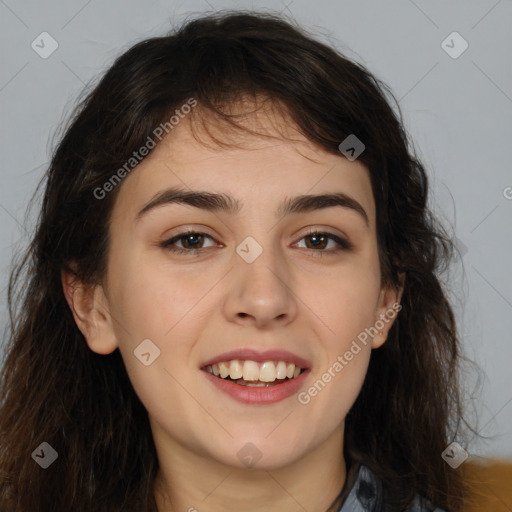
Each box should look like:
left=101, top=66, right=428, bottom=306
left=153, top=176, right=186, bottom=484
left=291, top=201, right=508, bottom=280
left=61, top=267, right=118, bottom=355
left=371, top=272, right=405, bottom=349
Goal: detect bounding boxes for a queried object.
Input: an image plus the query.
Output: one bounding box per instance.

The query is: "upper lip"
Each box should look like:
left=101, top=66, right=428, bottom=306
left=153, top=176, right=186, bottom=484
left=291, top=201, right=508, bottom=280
left=201, top=349, right=311, bottom=369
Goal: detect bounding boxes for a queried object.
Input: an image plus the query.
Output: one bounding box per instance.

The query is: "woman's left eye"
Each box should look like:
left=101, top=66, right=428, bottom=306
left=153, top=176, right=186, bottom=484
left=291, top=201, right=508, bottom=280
left=160, top=230, right=352, bottom=256
left=294, top=231, right=352, bottom=253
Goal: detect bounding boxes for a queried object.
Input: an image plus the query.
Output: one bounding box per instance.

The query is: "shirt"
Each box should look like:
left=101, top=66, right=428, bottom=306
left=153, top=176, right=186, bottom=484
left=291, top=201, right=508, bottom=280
left=335, top=462, right=447, bottom=512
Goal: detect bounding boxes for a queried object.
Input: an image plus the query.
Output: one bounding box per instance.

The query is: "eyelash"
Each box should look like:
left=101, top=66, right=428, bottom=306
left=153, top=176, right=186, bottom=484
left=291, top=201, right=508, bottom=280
left=159, top=229, right=353, bottom=256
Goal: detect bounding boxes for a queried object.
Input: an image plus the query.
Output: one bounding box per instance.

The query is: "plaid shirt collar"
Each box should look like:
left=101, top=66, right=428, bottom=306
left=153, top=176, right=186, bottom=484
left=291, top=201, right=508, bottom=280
left=336, top=463, right=446, bottom=512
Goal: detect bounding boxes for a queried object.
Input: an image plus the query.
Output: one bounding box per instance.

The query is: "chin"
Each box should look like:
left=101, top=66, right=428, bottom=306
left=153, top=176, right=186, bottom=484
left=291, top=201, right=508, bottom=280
left=204, top=435, right=309, bottom=471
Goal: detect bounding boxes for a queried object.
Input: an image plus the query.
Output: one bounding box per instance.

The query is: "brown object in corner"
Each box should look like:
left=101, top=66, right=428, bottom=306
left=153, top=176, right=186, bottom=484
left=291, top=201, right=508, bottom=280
left=461, top=458, right=512, bottom=512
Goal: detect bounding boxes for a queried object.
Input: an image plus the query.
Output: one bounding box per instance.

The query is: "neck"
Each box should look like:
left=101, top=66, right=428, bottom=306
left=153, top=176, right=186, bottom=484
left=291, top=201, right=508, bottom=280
left=152, top=425, right=346, bottom=512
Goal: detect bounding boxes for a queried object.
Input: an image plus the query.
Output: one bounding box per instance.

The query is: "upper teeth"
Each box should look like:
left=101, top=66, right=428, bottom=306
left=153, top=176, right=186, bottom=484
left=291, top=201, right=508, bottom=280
left=204, top=360, right=303, bottom=382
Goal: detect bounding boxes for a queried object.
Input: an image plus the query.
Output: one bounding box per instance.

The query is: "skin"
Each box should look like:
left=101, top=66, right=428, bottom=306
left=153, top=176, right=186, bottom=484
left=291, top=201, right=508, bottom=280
left=62, top=102, right=403, bottom=512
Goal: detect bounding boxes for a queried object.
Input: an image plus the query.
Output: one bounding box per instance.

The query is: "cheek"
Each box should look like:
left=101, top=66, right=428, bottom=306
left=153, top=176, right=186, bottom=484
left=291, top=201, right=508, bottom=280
left=108, top=259, right=207, bottom=421
left=299, top=259, right=379, bottom=416
left=109, top=250, right=212, bottom=340
left=296, top=344, right=371, bottom=442
left=304, top=260, right=380, bottom=341
left=108, top=253, right=217, bottom=391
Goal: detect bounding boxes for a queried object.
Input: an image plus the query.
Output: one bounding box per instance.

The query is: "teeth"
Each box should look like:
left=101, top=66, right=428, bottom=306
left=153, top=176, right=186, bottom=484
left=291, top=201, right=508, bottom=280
left=204, top=359, right=305, bottom=383
left=243, top=360, right=260, bottom=381
left=259, top=361, right=276, bottom=382
left=218, top=361, right=230, bottom=378
left=276, top=361, right=287, bottom=379
left=236, top=380, right=273, bottom=387
left=229, top=360, right=243, bottom=380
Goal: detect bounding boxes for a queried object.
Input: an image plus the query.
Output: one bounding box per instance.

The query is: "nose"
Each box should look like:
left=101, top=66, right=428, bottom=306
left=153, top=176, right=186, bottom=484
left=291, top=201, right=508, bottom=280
left=223, top=240, right=298, bottom=329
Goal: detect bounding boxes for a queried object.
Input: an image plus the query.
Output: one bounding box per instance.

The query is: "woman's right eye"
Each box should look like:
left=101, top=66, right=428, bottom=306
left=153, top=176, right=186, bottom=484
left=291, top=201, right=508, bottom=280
left=160, top=231, right=218, bottom=255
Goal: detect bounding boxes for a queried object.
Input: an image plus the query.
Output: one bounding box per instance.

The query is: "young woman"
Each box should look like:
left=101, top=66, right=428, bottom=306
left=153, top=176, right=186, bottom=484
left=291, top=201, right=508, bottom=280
left=0, top=11, right=468, bottom=512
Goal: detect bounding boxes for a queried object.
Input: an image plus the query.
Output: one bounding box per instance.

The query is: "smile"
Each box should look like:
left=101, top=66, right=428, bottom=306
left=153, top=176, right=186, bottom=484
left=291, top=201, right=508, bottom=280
left=203, top=359, right=305, bottom=387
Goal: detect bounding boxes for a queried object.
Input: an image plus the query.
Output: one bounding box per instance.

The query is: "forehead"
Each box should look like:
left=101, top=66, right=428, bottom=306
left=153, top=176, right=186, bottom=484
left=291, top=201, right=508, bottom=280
left=111, top=103, right=376, bottom=226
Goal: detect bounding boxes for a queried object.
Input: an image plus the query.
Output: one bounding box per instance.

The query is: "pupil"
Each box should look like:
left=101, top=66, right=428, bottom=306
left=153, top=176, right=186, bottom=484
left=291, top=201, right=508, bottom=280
left=185, top=234, right=202, bottom=248
left=309, top=234, right=325, bottom=249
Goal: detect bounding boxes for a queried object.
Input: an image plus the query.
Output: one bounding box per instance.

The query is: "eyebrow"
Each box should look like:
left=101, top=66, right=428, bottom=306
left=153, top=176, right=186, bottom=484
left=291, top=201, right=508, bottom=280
left=135, top=187, right=369, bottom=227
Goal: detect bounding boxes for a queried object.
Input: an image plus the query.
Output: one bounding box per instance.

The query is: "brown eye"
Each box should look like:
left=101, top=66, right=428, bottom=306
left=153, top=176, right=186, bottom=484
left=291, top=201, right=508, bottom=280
left=160, top=231, right=217, bottom=254
left=295, top=231, right=353, bottom=253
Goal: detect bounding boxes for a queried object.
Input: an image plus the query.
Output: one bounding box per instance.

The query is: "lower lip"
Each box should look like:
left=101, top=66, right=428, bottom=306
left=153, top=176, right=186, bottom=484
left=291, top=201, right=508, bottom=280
left=202, top=369, right=310, bottom=405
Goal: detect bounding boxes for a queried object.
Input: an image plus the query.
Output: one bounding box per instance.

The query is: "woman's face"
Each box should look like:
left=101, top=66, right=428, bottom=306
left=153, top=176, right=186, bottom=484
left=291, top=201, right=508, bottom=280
left=81, top=106, right=401, bottom=471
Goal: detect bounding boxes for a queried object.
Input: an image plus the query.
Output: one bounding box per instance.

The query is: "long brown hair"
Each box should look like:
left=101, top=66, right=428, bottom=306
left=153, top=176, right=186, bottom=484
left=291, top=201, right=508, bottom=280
left=0, top=10, right=469, bottom=511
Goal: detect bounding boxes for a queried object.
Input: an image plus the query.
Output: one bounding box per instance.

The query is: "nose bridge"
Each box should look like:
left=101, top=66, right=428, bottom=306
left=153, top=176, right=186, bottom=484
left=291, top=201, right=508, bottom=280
left=238, top=234, right=283, bottom=288
left=225, top=232, right=297, bottom=326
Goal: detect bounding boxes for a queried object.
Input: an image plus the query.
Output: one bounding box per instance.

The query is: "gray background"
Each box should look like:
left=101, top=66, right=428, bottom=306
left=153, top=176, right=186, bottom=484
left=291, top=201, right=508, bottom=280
left=1, top=0, right=511, bottom=460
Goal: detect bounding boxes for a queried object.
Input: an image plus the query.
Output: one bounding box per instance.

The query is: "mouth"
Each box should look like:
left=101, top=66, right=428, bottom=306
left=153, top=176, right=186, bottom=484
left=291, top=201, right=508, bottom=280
left=201, top=349, right=311, bottom=404
left=202, top=359, right=307, bottom=387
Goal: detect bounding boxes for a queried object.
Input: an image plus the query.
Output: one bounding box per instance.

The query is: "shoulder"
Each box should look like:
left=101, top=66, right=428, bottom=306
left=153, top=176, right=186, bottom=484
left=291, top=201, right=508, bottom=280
left=338, top=463, right=448, bottom=512
left=406, top=494, right=446, bottom=512
left=403, top=494, right=447, bottom=512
